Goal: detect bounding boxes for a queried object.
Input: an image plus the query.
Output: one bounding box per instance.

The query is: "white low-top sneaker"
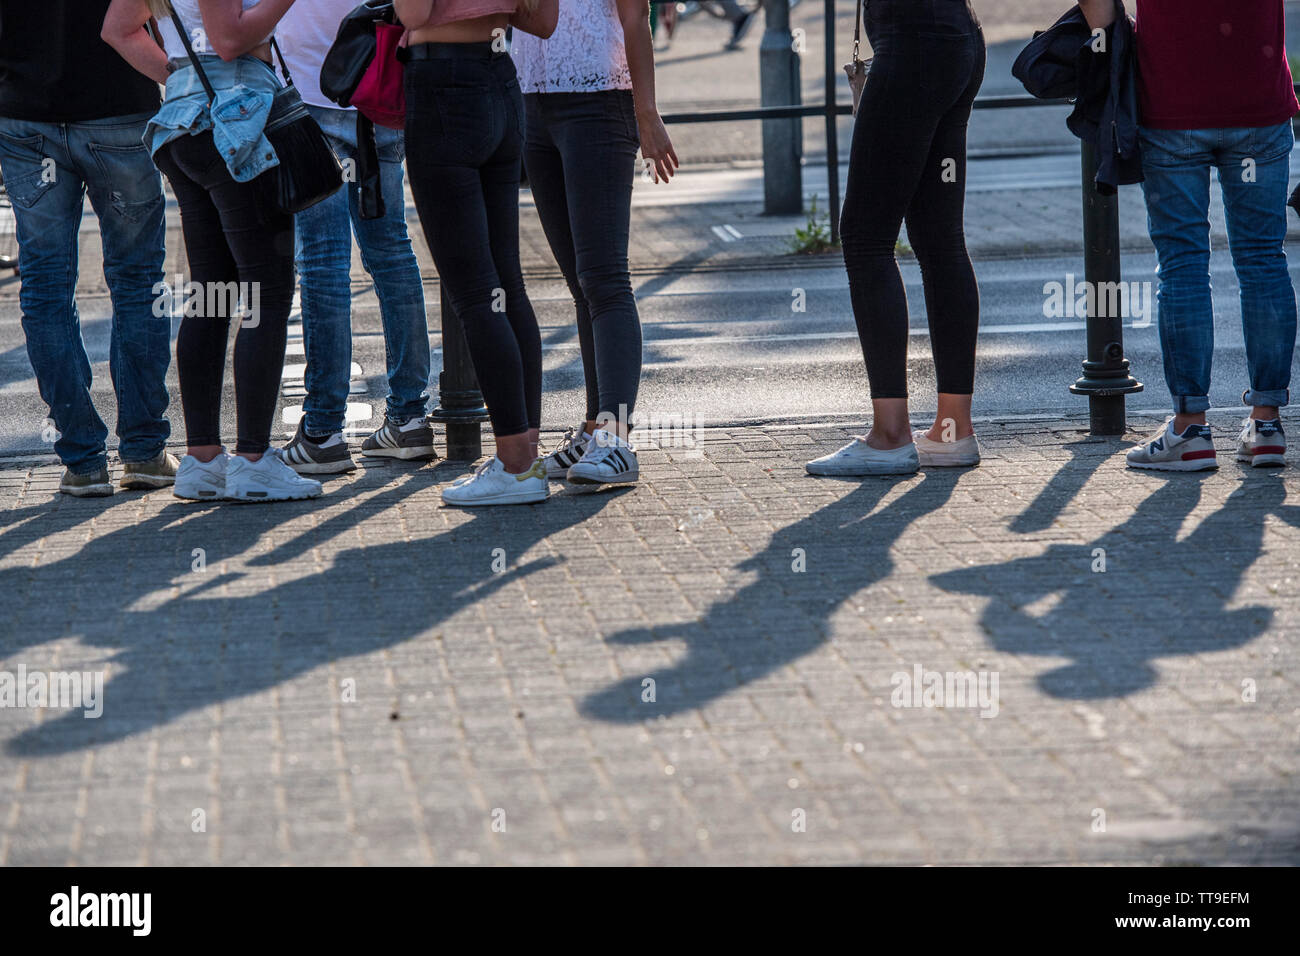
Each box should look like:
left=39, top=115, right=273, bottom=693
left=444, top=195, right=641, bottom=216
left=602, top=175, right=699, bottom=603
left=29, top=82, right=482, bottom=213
left=1126, top=418, right=1218, bottom=472
left=174, top=452, right=230, bottom=501
left=226, top=452, right=323, bottom=502
left=543, top=425, right=592, bottom=479
left=442, top=457, right=549, bottom=507
left=1236, top=416, right=1286, bottom=468
left=806, top=437, right=919, bottom=476
left=566, top=429, right=638, bottom=486
left=913, top=430, right=981, bottom=467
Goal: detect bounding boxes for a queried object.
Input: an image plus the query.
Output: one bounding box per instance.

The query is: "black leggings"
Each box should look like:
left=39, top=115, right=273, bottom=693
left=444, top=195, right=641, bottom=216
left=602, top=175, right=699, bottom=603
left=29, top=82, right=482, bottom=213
left=154, top=132, right=294, bottom=454
left=841, top=0, right=985, bottom=399
left=524, top=90, right=642, bottom=426
left=402, top=46, right=541, bottom=438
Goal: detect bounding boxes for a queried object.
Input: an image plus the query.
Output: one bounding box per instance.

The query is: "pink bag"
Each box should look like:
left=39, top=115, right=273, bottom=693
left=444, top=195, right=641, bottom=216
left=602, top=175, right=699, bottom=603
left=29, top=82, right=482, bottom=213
left=350, top=23, right=406, bottom=129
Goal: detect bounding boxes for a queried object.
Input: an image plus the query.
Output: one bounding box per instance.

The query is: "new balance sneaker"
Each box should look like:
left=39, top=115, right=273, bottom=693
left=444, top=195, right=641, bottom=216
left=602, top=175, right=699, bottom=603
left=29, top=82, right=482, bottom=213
left=361, top=415, right=437, bottom=461
left=913, top=430, right=981, bottom=467
left=174, top=452, right=229, bottom=501
left=60, top=466, right=113, bottom=498
left=1126, top=418, right=1218, bottom=472
left=441, top=457, right=549, bottom=507
left=120, top=450, right=180, bottom=490
left=1236, top=417, right=1287, bottom=468
left=281, top=420, right=356, bottom=474
left=566, top=429, right=638, bottom=486
left=543, top=425, right=591, bottom=479
left=226, top=452, right=323, bottom=502
left=806, top=437, right=919, bottom=476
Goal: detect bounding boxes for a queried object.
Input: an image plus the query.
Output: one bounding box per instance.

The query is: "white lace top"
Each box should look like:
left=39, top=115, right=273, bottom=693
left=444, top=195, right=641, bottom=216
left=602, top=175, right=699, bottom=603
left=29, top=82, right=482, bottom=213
left=510, top=0, right=631, bottom=94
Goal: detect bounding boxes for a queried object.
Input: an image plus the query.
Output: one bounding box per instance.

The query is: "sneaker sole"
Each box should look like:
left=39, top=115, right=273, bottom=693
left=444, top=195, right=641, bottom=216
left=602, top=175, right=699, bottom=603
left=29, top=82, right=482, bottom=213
left=360, top=445, right=437, bottom=461
left=1126, top=457, right=1219, bottom=472
left=119, top=474, right=176, bottom=490
left=805, top=462, right=918, bottom=477
left=226, top=488, right=323, bottom=503
left=917, top=454, right=981, bottom=468
left=1238, top=452, right=1287, bottom=467
left=173, top=487, right=227, bottom=501
left=566, top=469, right=639, bottom=486
left=441, top=491, right=549, bottom=506
left=285, top=458, right=357, bottom=474
left=60, top=484, right=114, bottom=497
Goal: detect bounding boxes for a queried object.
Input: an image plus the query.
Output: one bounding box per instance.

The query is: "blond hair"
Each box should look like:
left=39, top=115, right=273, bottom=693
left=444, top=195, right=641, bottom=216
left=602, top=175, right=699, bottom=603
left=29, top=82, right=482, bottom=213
left=146, top=0, right=173, bottom=18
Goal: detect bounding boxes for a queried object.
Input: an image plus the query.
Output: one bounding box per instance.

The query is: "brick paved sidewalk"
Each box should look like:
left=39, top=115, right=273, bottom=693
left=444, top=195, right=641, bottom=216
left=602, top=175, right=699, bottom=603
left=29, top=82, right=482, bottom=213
left=0, top=412, right=1296, bottom=865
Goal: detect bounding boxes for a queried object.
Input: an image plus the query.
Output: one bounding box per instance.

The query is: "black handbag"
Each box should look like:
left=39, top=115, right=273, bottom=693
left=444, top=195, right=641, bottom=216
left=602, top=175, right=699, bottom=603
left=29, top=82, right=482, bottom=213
left=319, top=0, right=396, bottom=108
left=169, top=11, right=342, bottom=215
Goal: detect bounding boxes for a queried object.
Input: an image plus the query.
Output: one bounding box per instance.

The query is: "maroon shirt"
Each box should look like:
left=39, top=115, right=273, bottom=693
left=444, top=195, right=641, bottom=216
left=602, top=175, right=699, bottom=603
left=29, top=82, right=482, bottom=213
left=1135, top=0, right=1298, bottom=129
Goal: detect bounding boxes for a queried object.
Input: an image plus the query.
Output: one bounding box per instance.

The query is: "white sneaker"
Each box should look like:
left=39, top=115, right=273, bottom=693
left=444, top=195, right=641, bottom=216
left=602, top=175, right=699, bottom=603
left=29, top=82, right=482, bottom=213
left=1236, top=416, right=1287, bottom=468
left=174, top=452, right=230, bottom=501
left=441, top=457, right=549, bottom=507
left=913, top=430, right=981, bottom=467
left=226, top=452, right=323, bottom=502
left=566, top=429, right=638, bottom=486
left=1126, top=418, right=1218, bottom=472
left=805, top=437, right=918, bottom=476
left=543, top=425, right=592, bottom=479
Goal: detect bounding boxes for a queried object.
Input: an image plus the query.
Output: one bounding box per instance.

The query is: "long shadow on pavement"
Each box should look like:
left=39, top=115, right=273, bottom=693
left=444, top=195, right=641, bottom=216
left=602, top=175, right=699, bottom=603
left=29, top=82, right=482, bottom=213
left=580, top=470, right=962, bottom=720
left=1, top=469, right=621, bottom=756
left=931, top=470, right=1296, bottom=699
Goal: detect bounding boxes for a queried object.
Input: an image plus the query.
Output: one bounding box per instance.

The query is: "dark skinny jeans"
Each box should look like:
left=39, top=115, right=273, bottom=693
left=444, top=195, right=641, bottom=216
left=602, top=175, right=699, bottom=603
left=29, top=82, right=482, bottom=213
left=402, top=44, right=541, bottom=438
left=154, top=131, right=295, bottom=454
left=841, top=0, right=985, bottom=399
left=524, top=90, right=642, bottom=426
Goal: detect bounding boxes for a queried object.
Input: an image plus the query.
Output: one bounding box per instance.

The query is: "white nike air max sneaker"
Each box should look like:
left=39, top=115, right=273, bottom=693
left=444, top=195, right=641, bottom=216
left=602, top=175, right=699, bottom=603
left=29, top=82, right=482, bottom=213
left=226, top=452, right=324, bottom=502
left=805, top=437, right=919, bottom=476
left=441, top=457, right=549, bottom=507
left=173, top=452, right=230, bottom=501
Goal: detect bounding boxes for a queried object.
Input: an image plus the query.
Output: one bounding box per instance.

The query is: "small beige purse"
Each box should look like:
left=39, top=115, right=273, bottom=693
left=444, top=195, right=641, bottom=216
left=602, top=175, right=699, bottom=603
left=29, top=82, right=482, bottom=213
left=843, top=0, right=870, bottom=115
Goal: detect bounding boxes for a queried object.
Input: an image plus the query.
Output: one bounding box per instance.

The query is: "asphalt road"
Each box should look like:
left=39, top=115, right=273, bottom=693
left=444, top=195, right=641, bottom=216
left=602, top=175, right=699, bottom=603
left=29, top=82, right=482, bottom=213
left=1, top=247, right=1293, bottom=459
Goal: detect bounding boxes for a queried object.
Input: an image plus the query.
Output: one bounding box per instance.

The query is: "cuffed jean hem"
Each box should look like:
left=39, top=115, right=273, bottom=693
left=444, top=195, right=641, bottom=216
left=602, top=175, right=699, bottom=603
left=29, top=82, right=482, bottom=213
left=1172, top=395, right=1212, bottom=414
left=1243, top=388, right=1289, bottom=408
left=384, top=403, right=428, bottom=426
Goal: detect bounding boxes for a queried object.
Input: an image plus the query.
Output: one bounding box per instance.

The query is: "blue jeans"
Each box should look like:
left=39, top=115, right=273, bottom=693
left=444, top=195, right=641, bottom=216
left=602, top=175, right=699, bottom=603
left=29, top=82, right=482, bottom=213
left=295, top=106, right=428, bottom=433
left=0, top=112, right=169, bottom=472
left=1140, top=122, right=1298, bottom=414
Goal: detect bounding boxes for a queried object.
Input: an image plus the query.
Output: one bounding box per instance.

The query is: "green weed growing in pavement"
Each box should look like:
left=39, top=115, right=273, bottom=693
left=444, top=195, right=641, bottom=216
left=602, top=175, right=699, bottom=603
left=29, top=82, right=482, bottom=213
left=788, top=196, right=911, bottom=256
left=789, top=196, right=837, bottom=255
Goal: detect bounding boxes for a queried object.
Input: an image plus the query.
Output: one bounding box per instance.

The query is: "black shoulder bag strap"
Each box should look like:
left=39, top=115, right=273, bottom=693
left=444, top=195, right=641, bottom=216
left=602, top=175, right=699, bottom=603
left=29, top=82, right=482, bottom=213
left=168, top=10, right=216, bottom=104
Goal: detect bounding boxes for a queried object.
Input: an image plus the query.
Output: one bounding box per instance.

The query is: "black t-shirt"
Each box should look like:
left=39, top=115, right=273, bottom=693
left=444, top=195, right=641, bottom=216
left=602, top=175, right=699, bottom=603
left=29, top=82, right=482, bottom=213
left=0, top=1, right=160, bottom=122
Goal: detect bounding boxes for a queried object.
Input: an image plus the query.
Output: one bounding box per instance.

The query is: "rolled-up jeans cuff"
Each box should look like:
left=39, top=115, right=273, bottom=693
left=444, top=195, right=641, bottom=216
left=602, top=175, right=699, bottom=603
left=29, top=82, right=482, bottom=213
left=1172, top=395, right=1210, bottom=414
left=1243, top=388, right=1289, bottom=408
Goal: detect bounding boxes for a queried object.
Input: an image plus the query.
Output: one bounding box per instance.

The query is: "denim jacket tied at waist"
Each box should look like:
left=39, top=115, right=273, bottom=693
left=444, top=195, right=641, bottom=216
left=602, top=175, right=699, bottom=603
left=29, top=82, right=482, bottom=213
left=145, top=54, right=283, bottom=183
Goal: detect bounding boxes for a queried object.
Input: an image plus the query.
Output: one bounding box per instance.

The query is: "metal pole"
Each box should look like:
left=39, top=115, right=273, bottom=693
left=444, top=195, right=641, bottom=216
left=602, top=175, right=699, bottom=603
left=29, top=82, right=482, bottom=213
left=1070, top=141, right=1142, bottom=435
left=430, top=280, right=488, bottom=461
left=824, top=0, right=840, bottom=243
left=759, top=0, right=802, bottom=214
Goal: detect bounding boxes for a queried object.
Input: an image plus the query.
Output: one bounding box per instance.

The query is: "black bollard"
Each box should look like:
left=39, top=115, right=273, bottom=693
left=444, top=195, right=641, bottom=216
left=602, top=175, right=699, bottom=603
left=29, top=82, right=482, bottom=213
left=1069, top=140, right=1143, bottom=435
left=430, top=280, right=488, bottom=461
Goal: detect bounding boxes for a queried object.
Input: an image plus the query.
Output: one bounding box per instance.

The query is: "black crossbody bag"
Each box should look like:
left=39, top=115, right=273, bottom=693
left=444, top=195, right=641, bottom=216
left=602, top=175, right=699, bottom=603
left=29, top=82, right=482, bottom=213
left=169, top=10, right=342, bottom=214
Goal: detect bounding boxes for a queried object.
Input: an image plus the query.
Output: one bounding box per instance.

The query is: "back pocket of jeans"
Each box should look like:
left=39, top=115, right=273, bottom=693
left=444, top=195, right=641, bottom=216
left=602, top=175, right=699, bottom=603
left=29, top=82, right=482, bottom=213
left=433, top=88, right=496, bottom=161
left=0, top=131, right=56, bottom=209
